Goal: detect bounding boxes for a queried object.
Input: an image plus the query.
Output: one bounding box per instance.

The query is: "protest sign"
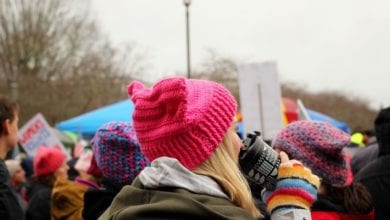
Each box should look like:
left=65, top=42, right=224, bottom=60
left=238, top=62, right=284, bottom=140
left=19, top=113, right=69, bottom=158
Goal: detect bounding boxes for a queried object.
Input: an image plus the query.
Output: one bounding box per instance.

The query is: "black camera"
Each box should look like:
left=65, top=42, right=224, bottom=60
left=239, top=131, right=281, bottom=191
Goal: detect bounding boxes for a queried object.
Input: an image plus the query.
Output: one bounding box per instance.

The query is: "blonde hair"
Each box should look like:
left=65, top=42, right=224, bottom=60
left=193, top=127, right=261, bottom=218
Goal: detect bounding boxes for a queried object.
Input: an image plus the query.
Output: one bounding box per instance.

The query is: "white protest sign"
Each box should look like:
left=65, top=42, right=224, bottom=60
left=238, top=62, right=283, bottom=140
left=18, top=113, right=69, bottom=158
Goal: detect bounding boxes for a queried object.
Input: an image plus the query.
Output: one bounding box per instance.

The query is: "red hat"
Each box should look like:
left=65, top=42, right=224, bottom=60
left=128, top=77, right=237, bottom=169
left=33, top=146, right=66, bottom=176
left=87, top=154, right=102, bottom=178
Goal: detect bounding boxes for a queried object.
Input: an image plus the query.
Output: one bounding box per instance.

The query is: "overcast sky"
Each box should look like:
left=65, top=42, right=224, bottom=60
left=90, top=0, right=389, bottom=109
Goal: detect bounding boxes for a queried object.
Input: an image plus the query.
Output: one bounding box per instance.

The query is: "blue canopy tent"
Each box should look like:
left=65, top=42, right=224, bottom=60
left=58, top=99, right=350, bottom=139
left=57, top=100, right=134, bottom=138
left=237, top=108, right=350, bottom=138
left=307, top=109, right=350, bottom=134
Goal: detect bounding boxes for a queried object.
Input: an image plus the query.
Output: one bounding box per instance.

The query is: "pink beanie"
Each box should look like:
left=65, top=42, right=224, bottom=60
left=34, top=146, right=66, bottom=176
left=128, top=77, right=237, bottom=169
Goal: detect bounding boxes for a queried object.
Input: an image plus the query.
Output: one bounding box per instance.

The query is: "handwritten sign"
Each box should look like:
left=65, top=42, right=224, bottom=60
left=19, top=113, right=69, bottom=158
left=238, top=62, right=284, bottom=140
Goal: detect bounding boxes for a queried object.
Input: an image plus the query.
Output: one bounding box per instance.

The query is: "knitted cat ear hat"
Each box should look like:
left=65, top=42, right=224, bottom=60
left=128, top=77, right=237, bottom=169
left=273, top=121, right=350, bottom=187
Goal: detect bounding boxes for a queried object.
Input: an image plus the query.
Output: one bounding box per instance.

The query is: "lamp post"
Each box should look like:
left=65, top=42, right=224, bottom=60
left=183, top=0, right=191, bottom=78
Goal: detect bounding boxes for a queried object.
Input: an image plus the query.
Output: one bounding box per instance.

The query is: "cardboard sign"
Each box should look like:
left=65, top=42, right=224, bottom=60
left=19, top=113, right=69, bottom=158
left=238, top=62, right=284, bottom=140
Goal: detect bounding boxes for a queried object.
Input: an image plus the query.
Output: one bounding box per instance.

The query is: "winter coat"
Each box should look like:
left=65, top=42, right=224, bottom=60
left=99, top=157, right=256, bottom=220
left=311, top=194, right=375, bottom=220
left=355, top=154, right=390, bottom=220
left=351, top=142, right=379, bottom=175
left=100, top=157, right=312, bottom=220
left=51, top=178, right=88, bottom=220
left=0, top=160, right=24, bottom=220
left=99, top=178, right=255, bottom=220
left=83, top=187, right=119, bottom=220
left=25, top=181, right=52, bottom=220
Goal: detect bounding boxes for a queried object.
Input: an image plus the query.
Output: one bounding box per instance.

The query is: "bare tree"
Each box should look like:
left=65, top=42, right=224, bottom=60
left=193, top=50, right=377, bottom=131
left=0, top=0, right=145, bottom=124
left=194, top=49, right=240, bottom=102
left=282, top=83, right=378, bottom=132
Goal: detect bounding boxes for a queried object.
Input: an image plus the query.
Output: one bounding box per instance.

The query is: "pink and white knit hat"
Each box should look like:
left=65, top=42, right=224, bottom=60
left=128, top=77, right=237, bottom=169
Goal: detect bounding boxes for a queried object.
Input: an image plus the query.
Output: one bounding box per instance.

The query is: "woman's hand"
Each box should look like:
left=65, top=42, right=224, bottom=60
left=262, top=151, right=320, bottom=215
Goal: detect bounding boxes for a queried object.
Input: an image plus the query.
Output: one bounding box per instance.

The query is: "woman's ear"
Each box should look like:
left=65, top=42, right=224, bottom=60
left=2, top=119, right=11, bottom=135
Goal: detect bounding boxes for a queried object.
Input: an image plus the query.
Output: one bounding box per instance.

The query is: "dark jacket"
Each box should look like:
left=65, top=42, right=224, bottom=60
left=25, top=181, right=52, bottom=220
left=351, top=142, right=379, bottom=175
left=99, top=178, right=256, bottom=220
left=83, top=179, right=121, bottom=220
left=249, top=181, right=270, bottom=220
left=311, top=194, right=375, bottom=220
left=0, top=160, right=24, bottom=220
left=355, top=154, right=390, bottom=220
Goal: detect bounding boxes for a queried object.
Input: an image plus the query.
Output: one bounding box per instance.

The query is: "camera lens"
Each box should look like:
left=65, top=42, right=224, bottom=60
left=239, top=131, right=280, bottom=190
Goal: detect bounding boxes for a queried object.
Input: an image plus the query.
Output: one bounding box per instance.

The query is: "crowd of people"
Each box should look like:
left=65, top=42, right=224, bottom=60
left=0, top=76, right=388, bottom=220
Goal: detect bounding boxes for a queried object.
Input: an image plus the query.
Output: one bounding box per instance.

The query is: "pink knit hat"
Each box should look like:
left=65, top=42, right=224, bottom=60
left=128, top=77, right=237, bottom=169
left=34, top=146, right=66, bottom=176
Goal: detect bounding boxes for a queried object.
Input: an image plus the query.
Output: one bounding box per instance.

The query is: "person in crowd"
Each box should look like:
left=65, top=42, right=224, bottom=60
left=273, top=120, right=375, bottom=220
left=5, top=159, right=27, bottom=208
left=351, top=140, right=378, bottom=175
left=74, top=150, right=100, bottom=189
left=0, top=95, right=24, bottom=220
left=83, top=121, right=150, bottom=220
left=5, top=159, right=26, bottom=191
left=51, top=149, right=99, bottom=220
left=355, top=107, right=390, bottom=220
left=51, top=173, right=88, bottom=220
left=350, top=129, right=378, bottom=175
left=20, top=156, right=34, bottom=180
left=66, top=157, right=80, bottom=181
left=26, top=146, right=68, bottom=220
left=100, top=77, right=320, bottom=220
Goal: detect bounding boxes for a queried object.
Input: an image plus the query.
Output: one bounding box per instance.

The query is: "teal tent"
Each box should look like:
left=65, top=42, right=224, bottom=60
left=307, top=109, right=350, bottom=134
left=57, top=100, right=134, bottom=137
left=307, top=109, right=351, bottom=134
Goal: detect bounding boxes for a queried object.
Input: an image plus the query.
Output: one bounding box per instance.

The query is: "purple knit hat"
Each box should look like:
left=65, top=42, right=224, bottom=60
left=273, top=121, right=350, bottom=187
left=91, top=121, right=150, bottom=186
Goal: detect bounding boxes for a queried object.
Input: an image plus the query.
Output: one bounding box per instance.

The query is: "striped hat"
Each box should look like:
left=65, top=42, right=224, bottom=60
left=128, top=77, right=237, bottom=169
left=273, top=121, right=350, bottom=187
left=91, top=121, right=150, bottom=186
